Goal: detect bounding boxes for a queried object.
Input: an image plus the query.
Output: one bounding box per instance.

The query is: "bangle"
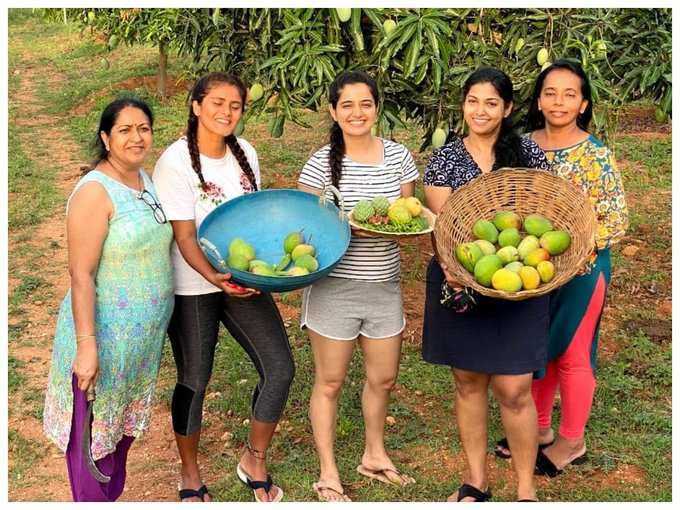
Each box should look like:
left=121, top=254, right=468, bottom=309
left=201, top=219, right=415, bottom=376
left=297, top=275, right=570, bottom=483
left=76, top=334, right=96, bottom=344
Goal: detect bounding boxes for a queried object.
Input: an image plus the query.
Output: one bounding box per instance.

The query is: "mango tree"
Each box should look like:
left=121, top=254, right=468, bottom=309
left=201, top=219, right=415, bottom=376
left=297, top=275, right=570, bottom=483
left=61, top=7, right=672, bottom=147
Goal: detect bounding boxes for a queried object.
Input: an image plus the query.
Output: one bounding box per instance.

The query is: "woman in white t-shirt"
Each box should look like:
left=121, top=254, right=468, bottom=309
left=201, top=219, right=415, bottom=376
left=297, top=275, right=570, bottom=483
left=297, top=71, right=418, bottom=501
left=153, top=73, right=293, bottom=503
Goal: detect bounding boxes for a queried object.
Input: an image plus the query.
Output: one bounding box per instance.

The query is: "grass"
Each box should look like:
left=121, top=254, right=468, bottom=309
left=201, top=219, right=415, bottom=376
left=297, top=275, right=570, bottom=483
left=7, top=11, right=672, bottom=502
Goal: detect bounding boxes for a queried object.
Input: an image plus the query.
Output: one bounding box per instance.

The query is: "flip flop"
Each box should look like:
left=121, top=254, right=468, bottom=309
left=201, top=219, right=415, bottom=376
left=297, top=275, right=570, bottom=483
left=178, top=484, right=209, bottom=502
left=312, top=480, right=351, bottom=502
left=454, top=483, right=492, bottom=502
left=494, top=437, right=554, bottom=459
left=534, top=449, right=588, bottom=478
left=236, top=463, right=284, bottom=502
left=356, top=464, right=415, bottom=486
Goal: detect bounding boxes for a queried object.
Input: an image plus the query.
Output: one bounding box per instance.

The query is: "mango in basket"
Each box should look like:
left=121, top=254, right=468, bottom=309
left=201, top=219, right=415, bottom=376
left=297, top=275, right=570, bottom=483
left=455, top=242, right=483, bottom=273
left=519, top=266, right=541, bottom=290
left=498, top=228, right=521, bottom=248
left=491, top=268, right=523, bottom=292
left=537, top=261, right=555, bottom=283
left=474, top=254, right=503, bottom=287
left=493, top=211, right=522, bottom=231
left=505, top=261, right=524, bottom=273
left=517, top=235, right=540, bottom=260
left=539, top=230, right=572, bottom=255
left=474, top=239, right=496, bottom=255
left=497, top=246, right=519, bottom=265
left=524, top=214, right=553, bottom=237
left=472, top=219, right=499, bottom=244
left=524, top=248, right=551, bottom=267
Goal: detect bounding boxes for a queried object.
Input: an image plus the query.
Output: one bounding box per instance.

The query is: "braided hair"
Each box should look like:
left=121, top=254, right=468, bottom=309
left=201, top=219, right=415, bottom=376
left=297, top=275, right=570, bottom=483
left=186, top=72, right=258, bottom=192
left=327, top=71, right=379, bottom=204
left=462, top=67, right=527, bottom=170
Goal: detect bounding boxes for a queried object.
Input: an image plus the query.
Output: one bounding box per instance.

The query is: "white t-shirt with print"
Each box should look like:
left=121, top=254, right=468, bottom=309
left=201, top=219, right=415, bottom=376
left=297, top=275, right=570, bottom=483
left=153, top=137, right=260, bottom=295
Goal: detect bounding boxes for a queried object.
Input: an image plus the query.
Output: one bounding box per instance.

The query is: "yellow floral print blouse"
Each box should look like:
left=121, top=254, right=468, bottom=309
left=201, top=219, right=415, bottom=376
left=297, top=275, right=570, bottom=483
left=541, top=134, right=629, bottom=250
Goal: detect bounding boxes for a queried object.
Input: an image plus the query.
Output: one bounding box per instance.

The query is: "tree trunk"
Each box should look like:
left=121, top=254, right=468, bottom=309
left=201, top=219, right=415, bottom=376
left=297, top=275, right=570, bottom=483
left=157, top=42, right=168, bottom=98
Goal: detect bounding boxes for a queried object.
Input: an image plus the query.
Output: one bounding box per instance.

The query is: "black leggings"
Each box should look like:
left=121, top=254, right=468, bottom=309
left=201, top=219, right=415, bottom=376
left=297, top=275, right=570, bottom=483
left=167, top=292, right=295, bottom=435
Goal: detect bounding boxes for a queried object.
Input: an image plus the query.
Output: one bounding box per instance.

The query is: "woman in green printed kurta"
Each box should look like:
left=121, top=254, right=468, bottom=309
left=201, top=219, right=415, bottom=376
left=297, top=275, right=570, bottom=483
left=495, top=60, right=628, bottom=477
left=43, top=98, right=173, bottom=501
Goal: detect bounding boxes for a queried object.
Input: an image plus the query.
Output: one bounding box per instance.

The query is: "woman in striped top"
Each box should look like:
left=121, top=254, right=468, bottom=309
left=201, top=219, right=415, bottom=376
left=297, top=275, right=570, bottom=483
left=298, top=71, right=418, bottom=501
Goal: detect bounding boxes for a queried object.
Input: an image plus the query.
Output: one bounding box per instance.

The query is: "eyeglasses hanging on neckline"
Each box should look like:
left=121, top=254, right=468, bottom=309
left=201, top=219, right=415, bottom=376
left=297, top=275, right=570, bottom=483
left=138, top=189, right=168, bottom=224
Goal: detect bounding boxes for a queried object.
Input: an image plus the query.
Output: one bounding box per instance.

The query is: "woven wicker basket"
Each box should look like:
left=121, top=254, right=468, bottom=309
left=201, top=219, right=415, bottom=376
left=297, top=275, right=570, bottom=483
left=434, top=168, right=597, bottom=301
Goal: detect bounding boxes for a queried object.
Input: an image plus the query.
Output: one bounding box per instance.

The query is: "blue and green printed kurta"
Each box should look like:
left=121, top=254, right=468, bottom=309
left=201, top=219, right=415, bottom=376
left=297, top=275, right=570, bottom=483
left=43, top=170, right=174, bottom=460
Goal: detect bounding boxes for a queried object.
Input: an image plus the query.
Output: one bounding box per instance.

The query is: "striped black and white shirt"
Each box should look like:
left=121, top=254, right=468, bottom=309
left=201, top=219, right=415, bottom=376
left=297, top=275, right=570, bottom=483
left=298, top=139, right=419, bottom=282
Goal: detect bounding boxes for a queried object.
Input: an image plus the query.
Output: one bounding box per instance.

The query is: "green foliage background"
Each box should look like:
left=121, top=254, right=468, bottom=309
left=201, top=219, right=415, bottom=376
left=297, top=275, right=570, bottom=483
left=42, top=7, right=671, bottom=146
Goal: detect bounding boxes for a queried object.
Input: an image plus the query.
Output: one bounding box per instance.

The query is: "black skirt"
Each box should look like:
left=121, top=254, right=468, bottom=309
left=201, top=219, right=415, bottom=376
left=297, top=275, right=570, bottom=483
left=422, top=257, right=549, bottom=375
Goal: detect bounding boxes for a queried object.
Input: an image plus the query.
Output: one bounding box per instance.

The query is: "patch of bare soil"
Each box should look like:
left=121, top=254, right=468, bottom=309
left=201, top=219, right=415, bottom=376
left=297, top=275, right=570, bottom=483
left=615, top=105, right=671, bottom=135
left=70, top=74, right=191, bottom=117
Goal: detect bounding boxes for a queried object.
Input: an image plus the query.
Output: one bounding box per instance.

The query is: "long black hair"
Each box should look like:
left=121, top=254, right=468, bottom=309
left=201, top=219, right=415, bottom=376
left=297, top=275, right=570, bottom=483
left=328, top=70, right=379, bottom=204
left=526, top=59, right=593, bottom=132
left=187, top=72, right=257, bottom=192
left=462, top=67, right=527, bottom=169
left=87, top=97, right=153, bottom=173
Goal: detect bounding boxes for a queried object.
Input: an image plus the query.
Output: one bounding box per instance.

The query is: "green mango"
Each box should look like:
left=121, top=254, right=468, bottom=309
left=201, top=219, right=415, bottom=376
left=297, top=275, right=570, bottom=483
left=455, top=242, right=483, bottom=273
left=523, top=214, right=553, bottom=237
left=295, top=254, right=319, bottom=272
left=517, top=235, right=540, bottom=261
left=472, top=219, right=499, bottom=244
left=498, top=228, right=521, bottom=248
left=496, top=246, right=519, bottom=265
left=493, top=211, right=522, bottom=231
left=474, top=239, right=496, bottom=256
left=251, top=264, right=276, bottom=276
left=274, top=253, right=291, bottom=272
left=504, top=261, right=524, bottom=273
left=229, top=238, right=255, bottom=261
left=539, top=230, right=572, bottom=255
left=227, top=253, right=249, bottom=272
left=474, top=254, right=503, bottom=287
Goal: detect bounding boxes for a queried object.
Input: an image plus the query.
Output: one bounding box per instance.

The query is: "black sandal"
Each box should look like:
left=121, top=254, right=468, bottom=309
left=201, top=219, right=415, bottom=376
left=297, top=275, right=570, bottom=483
left=494, top=437, right=554, bottom=459
left=178, top=484, right=209, bottom=502
left=236, top=442, right=284, bottom=502
left=534, top=449, right=588, bottom=478
left=456, top=483, right=492, bottom=502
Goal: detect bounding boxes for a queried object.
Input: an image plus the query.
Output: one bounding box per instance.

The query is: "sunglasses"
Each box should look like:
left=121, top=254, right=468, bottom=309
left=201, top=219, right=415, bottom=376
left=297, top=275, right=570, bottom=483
left=137, top=189, right=167, bottom=224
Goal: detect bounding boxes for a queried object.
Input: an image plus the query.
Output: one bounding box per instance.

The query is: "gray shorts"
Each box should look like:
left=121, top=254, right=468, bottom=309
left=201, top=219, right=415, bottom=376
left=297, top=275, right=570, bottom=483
left=301, top=276, right=405, bottom=341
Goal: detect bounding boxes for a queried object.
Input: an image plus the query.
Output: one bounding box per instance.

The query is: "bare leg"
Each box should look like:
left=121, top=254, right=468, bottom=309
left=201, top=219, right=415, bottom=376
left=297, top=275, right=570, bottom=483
left=308, top=329, right=355, bottom=501
left=175, top=431, right=212, bottom=502
left=238, top=420, right=281, bottom=502
left=491, top=373, right=538, bottom=502
left=357, top=334, right=413, bottom=485
left=449, top=368, right=490, bottom=502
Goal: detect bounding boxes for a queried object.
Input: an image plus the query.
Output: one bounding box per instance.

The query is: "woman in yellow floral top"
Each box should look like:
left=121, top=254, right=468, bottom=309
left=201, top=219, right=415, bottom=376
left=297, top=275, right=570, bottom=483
left=494, top=60, right=628, bottom=477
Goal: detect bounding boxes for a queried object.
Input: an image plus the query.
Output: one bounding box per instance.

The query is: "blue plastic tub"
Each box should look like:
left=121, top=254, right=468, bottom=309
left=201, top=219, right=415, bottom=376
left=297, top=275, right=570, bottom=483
left=198, top=188, right=351, bottom=292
